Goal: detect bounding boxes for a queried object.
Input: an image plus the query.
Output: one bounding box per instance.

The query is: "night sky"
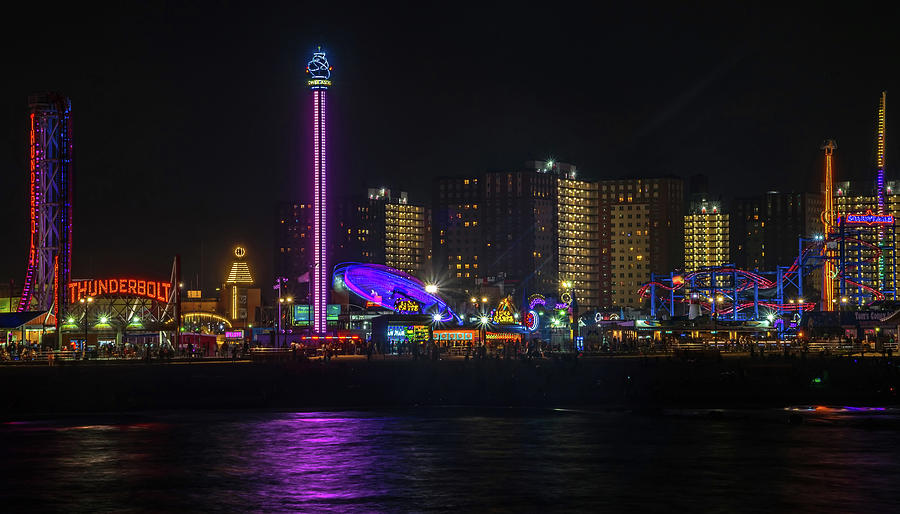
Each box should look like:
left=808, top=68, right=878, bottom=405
left=1, top=3, right=898, bottom=293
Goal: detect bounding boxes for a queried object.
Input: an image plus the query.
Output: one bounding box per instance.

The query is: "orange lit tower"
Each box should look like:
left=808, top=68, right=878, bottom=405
left=821, top=139, right=837, bottom=311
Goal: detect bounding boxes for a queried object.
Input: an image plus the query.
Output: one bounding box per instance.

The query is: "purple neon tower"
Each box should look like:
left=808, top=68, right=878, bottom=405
left=306, top=48, right=332, bottom=334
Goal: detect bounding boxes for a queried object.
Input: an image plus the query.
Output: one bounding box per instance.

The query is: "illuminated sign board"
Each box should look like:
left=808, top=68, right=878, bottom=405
left=187, top=290, right=202, bottom=299
left=433, top=330, right=477, bottom=342
left=68, top=278, right=172, bottom=304
left=485, top=332, right=523, bottom=343
left=387, top=324, right=430, bottom=342
left=492, top=297, right=518, bottom=324
left=844, top=213, right=894, bottom=225
left=293, top=304, right=340, bottom=326
left=394, top=299, right=422, bottom=314
left=225, top=330, right=244, bottom=339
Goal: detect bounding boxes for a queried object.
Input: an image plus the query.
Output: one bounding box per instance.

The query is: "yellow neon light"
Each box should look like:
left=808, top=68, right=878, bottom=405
left=877, top=91, right=886, bottom=169
left=183, top=312, right=233, bottom=328
left=821, top=139, right=837, bottom=311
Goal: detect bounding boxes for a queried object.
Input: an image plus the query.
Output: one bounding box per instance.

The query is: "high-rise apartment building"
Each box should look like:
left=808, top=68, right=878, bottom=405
left=599, top=177, right=683, bottom=308
left=730, top=197, right=765, bottom=270
left=555, top=167, right=600, bottom=310
left=684, top=200, right=729, bottom=271
left=375, top=189, right=427, bottom=276
left=432, top=177, right=482, bottom=291
left=730, top=192, right=822, bottom=271
left=482, top=168, right=558, bottom=297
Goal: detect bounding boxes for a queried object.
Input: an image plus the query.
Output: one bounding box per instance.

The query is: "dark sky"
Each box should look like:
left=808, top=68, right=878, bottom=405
left=1, top=2, right=898, bottom=294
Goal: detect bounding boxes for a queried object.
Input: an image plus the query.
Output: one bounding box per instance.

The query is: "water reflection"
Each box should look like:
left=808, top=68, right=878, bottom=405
left=2, top=408, right=900, bottom=511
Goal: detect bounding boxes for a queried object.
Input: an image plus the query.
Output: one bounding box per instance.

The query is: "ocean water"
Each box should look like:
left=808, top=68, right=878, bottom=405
left=2, top=407, right=899, bottom=512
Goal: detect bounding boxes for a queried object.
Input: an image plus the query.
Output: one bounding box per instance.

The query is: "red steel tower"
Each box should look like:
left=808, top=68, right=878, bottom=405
left=18, top=93, right=74, bottom=323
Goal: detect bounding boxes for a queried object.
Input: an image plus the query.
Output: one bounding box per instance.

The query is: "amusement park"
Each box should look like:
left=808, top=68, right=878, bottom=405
left=2, top=56, right=898, bottom=363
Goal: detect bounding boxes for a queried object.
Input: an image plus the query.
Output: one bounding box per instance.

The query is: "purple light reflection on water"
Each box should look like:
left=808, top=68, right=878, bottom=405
left=242, top=413, right=398, bottom=507
left=5, top=409, right=900, bottom=511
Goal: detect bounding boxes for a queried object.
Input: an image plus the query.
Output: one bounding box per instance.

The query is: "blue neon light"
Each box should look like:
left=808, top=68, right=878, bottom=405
left=307, top=50, right=332, bottom=79
left=845, top=213, right=894, bottom=225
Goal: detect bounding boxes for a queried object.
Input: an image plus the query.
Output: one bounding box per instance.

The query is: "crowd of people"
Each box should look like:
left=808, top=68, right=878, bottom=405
left=0, top=341, right=41, bottom=362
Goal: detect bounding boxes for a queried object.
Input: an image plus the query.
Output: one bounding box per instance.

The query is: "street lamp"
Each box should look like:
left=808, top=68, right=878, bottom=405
left=79, top=296, right=93, bottom=359
left=425, top=284, right=438, bottom=294
left=712, top=296, right=723, bottom=346
left=478, top=315, right=490, bottom=355
left=274, top=277, right=289, bottom=348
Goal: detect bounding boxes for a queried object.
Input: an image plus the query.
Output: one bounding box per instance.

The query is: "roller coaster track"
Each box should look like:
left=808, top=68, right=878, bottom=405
left=638, top=235, right=887, bottom=313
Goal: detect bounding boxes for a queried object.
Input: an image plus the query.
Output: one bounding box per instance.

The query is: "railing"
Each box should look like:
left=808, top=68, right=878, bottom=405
left=0, top=350, right=78, bottom=364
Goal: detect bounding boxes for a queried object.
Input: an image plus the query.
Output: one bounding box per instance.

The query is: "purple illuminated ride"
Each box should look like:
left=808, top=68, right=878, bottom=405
left=18, top=93, right=73, bottom=323
left=307, top=47, right=332, bottom=334
left=333, top=263, right=459, bottom=322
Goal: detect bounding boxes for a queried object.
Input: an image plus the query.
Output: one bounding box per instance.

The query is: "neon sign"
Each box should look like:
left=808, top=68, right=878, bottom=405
left=68, top=278, right=172, bottom=304
left=306, top=48, right=333, bottom=88
left=225, top=330, right=244, bottom=339
left=525, top=310, right=539, bottom=331
left=394, top=299, right=422, bottom=314
left=387, top=324, right=429, bottom=342
left=492, top=297, right=518, bottom=324
left=485, top=332, right=522, bottom=343
left=528, top=294, right=546, bottom=310
left=844, top=211, right=894, bottom=225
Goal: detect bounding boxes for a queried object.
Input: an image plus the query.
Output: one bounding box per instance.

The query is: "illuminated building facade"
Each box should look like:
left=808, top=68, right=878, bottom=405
left=382, top=197, right=426, bottom=276
left=684, top=200, right=729, bottom=271
left=17, top=93, right=73, bottom=320
left=599, top=178, right=683, bottom=308
left=833, top=181, right=898, bottom=298
left=556, top=167, right=600, bottom=310
left=306, top=47, right=332, bottom=334
left=221, top=246, right=260, bottom=326
left=432, top=177, right=482, bottom=291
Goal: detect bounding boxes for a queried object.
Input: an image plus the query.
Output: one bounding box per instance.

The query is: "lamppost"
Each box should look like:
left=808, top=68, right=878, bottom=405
left=562, top=281, right=575, bottom=350
left=711, top=295, right=723, bottom=347
left=479, top=314, right=490, bottom=356
left=839, top=296, right=848, bottom=347
left=79, top=296, right=93, bottom=359
left=278, top=296, right=293, bottom=348
left=274, top=277, right=287, bottom=347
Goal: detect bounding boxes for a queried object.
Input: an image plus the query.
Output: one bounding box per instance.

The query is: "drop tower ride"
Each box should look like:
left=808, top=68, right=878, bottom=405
left=306, top=48, right=332, bottom=334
